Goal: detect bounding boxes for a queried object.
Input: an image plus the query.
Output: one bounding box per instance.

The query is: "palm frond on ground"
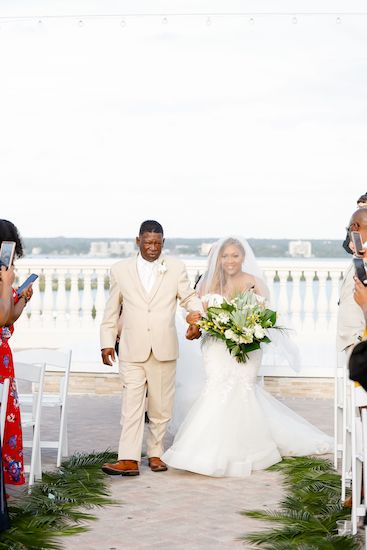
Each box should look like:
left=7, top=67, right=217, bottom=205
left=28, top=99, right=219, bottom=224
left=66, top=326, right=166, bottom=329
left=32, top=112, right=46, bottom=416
left=0, top=451, right=118, bottom=550
left=240, top=456, right=360, bottom=549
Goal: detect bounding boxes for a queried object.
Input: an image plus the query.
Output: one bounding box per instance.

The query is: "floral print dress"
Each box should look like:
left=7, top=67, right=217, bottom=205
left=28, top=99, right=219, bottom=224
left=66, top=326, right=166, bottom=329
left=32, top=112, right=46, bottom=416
left=0, top=292, right=25, bottom=485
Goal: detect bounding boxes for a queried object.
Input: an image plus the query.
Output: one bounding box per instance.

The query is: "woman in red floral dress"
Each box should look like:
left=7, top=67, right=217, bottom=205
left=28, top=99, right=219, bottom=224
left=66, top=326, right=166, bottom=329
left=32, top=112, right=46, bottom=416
left=0, top=220, right=33, bottom=486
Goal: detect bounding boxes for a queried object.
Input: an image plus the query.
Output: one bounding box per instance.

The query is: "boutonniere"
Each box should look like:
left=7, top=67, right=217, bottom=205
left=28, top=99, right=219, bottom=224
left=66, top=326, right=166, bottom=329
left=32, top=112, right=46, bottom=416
left=158, top=259, right=167, bottom=274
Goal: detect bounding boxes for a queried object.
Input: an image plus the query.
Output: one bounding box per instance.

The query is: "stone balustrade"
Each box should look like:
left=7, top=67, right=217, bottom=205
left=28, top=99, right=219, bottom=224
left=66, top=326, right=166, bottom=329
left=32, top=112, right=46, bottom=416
left=11, top=257, right=349, bottom=378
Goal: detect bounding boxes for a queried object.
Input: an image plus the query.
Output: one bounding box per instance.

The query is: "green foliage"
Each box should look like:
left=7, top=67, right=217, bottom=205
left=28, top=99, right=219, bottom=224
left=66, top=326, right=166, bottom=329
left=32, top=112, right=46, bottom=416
left=0, top=451, right=118, bottom=550
left=240, top=456, right=360, bottom=549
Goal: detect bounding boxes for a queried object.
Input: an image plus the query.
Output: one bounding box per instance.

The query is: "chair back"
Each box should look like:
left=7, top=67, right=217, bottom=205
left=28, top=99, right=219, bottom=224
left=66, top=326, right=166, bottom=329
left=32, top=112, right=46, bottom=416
left=13, top=348, right=72, bottom=394
left=13, top=348, right=72, bottom=372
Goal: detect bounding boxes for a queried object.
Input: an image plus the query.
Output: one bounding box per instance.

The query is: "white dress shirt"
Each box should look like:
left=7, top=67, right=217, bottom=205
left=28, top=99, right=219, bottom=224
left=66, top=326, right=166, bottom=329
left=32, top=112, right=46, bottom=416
left=136, top=253, right=158, bottom=293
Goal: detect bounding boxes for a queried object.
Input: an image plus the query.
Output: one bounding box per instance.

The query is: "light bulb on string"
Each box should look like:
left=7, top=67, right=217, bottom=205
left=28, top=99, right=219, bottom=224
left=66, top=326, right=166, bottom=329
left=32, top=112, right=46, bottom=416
left=162, top=17, right=168, bottom=25
left=120, top=19, right=126, bottom=28
left=206, top=17, right=212, bottom=26
left=249, top=17, right=255, bottom=25
left=78, top=19, right=85, bottom=28
left=292, top=16, right=298, bottom=25
left=336, top=17, right=342, bottom=24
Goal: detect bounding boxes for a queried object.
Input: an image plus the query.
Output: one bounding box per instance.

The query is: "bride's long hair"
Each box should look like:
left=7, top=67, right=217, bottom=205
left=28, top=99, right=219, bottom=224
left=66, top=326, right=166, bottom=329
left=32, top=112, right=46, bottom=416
left=196, top=236, right=268, bottom=298
left=201, top=238, right=246, bottom=296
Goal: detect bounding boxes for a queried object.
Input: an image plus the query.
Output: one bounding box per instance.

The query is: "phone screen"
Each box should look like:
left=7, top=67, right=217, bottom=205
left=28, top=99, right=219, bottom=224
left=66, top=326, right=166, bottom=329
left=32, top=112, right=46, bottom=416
left=353, top=257, right=367, bottom=286
left=0, top=241, right=16, bottom=268
left=351, top=231, right=364, bottom=258
left=16, top=274, right=38, bottom=296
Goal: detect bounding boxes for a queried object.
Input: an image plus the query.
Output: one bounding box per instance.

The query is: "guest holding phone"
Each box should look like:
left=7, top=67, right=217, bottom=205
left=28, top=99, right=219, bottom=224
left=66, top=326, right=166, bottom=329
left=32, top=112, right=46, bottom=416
left=343, top=192, right=367, bottom=254
left=0, top=220, right=33, bottom=486
left=337, top=209, right=367, bottom=359
left=0, top=265, right=14, bottom=532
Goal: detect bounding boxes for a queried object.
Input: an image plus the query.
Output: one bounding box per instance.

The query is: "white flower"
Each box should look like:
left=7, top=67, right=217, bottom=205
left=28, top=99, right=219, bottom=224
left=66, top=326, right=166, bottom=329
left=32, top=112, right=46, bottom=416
left=205, top=294, right=225, bottom=307
left=158, top=260, right=167, bottom=274
left=254, top=324, right=266, bottom=339
left=239, top=333, right=253, bottom=344
left=224, top=329, right=240, bottom=343
left=218, top=313, right=230, bottom=324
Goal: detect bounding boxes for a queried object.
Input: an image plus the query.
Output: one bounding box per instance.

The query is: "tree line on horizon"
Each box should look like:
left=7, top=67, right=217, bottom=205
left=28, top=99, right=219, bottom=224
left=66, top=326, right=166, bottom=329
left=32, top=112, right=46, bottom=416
left=22, top=237, right=349, bottom=258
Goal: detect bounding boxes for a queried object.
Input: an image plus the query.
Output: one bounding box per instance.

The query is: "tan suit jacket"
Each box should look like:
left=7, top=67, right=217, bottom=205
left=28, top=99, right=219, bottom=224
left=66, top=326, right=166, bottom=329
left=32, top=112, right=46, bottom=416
left=337, top=262, right=365, bottom=352
left=100, top=255, right=202, bottom=362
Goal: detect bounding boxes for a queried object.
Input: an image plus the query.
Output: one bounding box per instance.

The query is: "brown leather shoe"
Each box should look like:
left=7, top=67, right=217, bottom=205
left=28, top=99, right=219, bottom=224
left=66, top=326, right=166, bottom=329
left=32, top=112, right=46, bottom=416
left=148, top=457, right=168, bottom=472
left=343, top=495, right=352, bottom=508
left=101, top=459, right=139, bottom=476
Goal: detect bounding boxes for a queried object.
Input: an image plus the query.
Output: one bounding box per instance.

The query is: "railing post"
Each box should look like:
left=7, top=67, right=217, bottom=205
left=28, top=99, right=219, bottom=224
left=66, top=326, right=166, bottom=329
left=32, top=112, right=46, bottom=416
left=68, top=268, right=80, bottom=325
left=81, top=268, right=94, bottom=322
left=94, top=268, right=108, bottom=320
left=55, top=268, right=67, bottom=324
left=42, top=268, right=54, bottom=323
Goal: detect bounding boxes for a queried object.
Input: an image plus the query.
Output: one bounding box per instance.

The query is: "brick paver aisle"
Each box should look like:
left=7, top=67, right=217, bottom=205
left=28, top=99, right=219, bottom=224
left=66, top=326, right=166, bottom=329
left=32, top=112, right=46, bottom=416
left=39, top=396, right=333, bottom=550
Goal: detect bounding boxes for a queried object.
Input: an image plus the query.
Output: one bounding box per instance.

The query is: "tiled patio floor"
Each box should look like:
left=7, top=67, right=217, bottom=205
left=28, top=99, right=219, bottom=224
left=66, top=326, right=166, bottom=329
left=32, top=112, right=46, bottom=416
left=21, top=395, right=334, bottom=550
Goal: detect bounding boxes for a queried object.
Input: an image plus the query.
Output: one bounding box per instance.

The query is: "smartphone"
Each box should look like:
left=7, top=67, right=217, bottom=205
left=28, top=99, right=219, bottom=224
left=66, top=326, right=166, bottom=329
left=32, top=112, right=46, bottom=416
left=16, top=273, right=38, bottom=296
left=353, top=257, right=367, bottom=286
left=0, top=241, right=16, bottom=269
left=351, top=231, right=364, bottom=258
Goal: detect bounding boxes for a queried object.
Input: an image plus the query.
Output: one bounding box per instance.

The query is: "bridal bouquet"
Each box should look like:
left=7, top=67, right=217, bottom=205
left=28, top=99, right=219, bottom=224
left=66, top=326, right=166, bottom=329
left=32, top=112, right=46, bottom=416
left=198, top=291, right=278, bottom=363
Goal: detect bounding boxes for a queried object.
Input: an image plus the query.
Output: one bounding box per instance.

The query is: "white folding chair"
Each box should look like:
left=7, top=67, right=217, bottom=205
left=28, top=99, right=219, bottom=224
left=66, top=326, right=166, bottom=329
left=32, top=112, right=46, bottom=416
left=13, top=361, right=46, bottom=486
left=361, top=408, right=367, bottom=549
left=341, top=375, right=353, bottom=502
left=13, top=348, right=72, bottom=467
left=350, top=382, right=367, bottom=534
left=334, top=351, right=346, bottom=469
left=0, top=378, right=10, bottom=442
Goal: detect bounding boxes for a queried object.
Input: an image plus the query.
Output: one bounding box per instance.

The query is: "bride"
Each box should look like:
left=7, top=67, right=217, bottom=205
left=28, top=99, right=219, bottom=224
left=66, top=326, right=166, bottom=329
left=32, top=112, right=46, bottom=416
left=162, top=237, right=333, bottom=477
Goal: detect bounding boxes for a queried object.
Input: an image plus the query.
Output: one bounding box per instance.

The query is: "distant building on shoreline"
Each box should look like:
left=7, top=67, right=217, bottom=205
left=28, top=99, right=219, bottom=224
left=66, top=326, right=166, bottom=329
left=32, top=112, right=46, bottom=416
left=89, top=240, right=135, bottom=257
left=288, top=240, right=312, bottom=258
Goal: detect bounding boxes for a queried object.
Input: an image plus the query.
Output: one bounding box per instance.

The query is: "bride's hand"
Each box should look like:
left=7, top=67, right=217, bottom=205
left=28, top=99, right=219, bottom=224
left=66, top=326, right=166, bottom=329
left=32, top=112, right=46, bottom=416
left=186, top=311, right=201, bottom=325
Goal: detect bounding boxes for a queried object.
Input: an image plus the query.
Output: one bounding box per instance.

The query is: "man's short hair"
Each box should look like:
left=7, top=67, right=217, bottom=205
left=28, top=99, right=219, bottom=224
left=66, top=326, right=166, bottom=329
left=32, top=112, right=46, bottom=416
left=139, top=220, right=164, bottom=236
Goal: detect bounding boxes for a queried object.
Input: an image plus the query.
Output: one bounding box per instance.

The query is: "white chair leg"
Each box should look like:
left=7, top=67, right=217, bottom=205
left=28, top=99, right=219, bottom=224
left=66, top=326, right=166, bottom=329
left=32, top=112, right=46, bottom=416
left=334, top=372, right=339, bottom=469
left=342, top=377, right=351, bottom=501
left=361, top=409, right=367, bottom=549
left=57, top=406, right=68, bottom=467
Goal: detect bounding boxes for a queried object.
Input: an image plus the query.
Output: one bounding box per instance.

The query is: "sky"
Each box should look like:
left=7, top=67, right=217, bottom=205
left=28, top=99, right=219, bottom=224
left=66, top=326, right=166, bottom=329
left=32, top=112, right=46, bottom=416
left=1, top=1, right=367, bottom=239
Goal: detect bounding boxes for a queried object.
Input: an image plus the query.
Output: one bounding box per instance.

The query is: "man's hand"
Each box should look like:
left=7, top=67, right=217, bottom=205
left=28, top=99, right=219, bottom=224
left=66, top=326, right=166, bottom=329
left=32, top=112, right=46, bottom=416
left=186, top=324, right=201, bottom=340
left=186, top=311, right=202, bottom=325
left=101, top=347, right=116, bottom=366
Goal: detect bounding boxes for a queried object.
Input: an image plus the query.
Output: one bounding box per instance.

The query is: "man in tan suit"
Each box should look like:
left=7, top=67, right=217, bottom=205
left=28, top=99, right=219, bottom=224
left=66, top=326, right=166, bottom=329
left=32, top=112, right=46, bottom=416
left=337, top=209, right=367, bottom=356
left=100, top=220, right=202, bottom=476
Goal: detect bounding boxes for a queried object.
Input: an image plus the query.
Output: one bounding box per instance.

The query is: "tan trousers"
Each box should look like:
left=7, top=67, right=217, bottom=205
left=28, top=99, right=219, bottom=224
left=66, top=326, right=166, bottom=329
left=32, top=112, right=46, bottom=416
left=118, top=352, right=176, bottom=461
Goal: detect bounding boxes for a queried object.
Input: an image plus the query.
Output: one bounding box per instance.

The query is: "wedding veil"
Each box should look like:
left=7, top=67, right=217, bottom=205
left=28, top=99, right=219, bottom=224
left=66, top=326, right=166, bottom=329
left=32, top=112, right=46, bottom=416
left=195, top=236, right=269, bottom=299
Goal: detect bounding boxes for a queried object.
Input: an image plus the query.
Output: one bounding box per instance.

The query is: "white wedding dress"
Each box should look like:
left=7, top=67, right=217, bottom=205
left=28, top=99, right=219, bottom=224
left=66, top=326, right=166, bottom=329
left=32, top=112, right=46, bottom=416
left=162, top=306, right=333, bottom=478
